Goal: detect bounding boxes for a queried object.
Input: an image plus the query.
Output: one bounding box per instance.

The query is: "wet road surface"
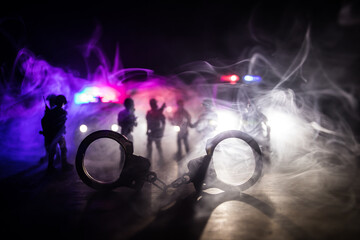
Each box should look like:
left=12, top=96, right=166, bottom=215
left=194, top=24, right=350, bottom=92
left=1, top=156, right=360, bottom=240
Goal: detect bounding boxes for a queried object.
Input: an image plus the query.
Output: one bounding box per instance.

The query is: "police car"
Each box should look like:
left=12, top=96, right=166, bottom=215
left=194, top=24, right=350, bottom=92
left=203, top=74, right=270, bottom=150
left=69, top=85, right=125, bottom=146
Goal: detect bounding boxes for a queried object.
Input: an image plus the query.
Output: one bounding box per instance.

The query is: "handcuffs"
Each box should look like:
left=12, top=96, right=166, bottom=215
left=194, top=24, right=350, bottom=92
left=76, top=130, right=263, bottom=194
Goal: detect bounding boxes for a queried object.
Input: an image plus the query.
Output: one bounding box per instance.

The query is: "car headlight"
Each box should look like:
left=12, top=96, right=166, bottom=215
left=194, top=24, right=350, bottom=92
left=174, top=126, right=180, bottom=132
left=80, top=124, right=88, bottom=133
left=111, top=124, right=119, bottom=132
left=209, top=120, right=218, bottom=126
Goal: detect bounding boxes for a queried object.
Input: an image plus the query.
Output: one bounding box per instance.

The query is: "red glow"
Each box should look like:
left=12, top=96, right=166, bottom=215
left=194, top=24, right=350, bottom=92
left=166, top=106, right=173, bottom=113
left=220, top=74, right=239, bottom=84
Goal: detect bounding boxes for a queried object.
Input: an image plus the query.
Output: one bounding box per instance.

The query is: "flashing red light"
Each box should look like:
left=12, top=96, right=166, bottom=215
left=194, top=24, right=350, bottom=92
left=220, top=74, right=240, bottom=84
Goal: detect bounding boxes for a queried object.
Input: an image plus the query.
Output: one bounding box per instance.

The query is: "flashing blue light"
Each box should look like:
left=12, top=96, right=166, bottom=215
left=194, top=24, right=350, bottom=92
left=74, top=92, right=99, bottom=104
left=74, top=86, right=121, bottom=104
left=243, top=75, right=262, bottom=82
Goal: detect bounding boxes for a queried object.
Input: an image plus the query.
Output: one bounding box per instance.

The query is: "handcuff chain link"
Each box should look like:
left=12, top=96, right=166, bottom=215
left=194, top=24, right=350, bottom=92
left=146, top=171, right=191, bottom=191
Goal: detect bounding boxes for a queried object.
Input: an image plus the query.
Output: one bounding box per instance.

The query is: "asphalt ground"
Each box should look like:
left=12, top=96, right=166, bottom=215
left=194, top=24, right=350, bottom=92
left=1, top=153, right=360, bottom=240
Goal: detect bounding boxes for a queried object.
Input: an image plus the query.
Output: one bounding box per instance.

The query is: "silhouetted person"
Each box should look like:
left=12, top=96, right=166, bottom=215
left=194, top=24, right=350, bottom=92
left=146, top=98, right=166, bottom=162
left=41, top=94, right=72, bottom=172
left=118, top=98, right=137, bottom=142
left=193, top=99, right=218, bottom=139
left=170, top=99, right=193, bottom=160
left=242, top=102, right=269, bottom=137
left=243, top=102, right=271, bottom=158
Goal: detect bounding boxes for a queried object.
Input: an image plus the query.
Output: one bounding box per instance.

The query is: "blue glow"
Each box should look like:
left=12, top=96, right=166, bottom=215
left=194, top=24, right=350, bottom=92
left=243, top=75, right=262, bottom=82
left=74, top=86, right=121, bottom=104
left=74, top=92, right=99, bottom=104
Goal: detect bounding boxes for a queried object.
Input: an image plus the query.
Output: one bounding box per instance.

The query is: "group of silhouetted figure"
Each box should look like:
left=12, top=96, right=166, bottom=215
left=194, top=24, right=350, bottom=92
left=117, top=97, right=218, bottom=162
left=40, top=94, right=218, bottom=172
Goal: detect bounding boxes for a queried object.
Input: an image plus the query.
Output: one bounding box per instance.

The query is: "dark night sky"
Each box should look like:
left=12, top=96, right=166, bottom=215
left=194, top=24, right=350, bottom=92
left=0, top=0, right=359, bottom=76
left=0, top=1, right=360, bottom=137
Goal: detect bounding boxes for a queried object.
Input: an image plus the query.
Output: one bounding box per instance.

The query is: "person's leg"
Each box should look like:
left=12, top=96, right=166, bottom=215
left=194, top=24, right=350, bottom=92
left=176, top=133, right=182, bottom=158
left=127, top=133, right=134, bottom=143
left=59, top=136, right=72, bottom=170
left=46, top=138, right=56, bottom=172
left=40, top=136, right=48, bottom=164
left=146, top=137, right=153, bottom=160
left=155, top=138, right=164, bottom=162
left=183, top=134, right=190, bottom=153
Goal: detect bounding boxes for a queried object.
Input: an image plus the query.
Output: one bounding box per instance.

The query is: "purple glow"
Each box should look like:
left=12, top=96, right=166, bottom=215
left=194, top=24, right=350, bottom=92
left=0, top=41, right=180, bottom=161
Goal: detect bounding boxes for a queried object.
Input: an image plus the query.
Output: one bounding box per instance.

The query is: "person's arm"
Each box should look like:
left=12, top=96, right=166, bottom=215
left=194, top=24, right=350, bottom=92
left=59, top=110, right=68, bottom=134
left=146, top=112, right=150, bottom=135
left=64, top=110, right=68, bottom=134
left=160, top=103, right=166, bottom=112
left=160, top=114, right=166, bottom=133
left=190, top=113, right=200, bottom=128
left=132, top=114, right=138, bottom=127
left=40, top=116, right=47, bottom=135
left=184, top=110, right=194, bottom=128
